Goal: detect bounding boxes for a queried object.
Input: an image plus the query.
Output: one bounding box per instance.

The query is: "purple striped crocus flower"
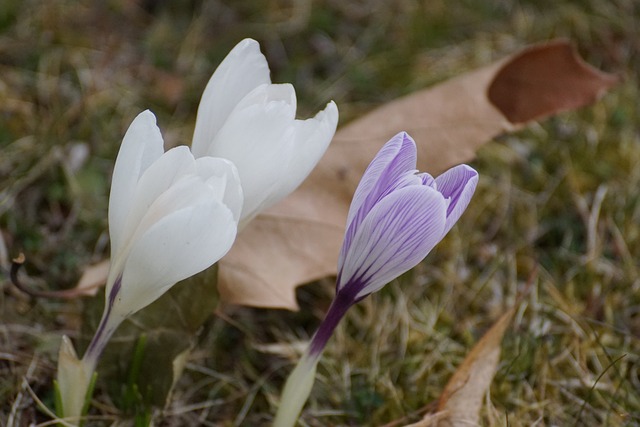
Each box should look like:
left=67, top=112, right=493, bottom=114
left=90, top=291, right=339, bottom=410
left=274, top=132, right=478, bottom=427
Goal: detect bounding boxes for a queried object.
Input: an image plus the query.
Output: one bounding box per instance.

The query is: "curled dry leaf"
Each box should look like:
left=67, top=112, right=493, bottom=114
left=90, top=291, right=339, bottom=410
left=219, top=40, right=617, bottom=309
left=401, top=308, right=515, bottom=427
left=434, top=308, right=515, bottom=427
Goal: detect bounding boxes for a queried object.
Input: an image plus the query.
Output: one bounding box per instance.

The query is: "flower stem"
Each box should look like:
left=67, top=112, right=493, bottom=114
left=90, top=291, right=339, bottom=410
left=61, top=279, right=126, bottom=422
left=307, top=291, right=352, bottom=357
left=56, top=280, right=126, bottom=424
left=81, top=304, right=123, bottom=372
left=272, top=350, right=320, bottom=427
left=273, top=292, right=352, bottom=427
left=82, top=278, right=125, bottom=371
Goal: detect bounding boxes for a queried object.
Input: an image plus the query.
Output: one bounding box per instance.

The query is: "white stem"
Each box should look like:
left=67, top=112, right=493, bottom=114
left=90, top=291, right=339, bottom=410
left=272, top=351, right=320, bottom=427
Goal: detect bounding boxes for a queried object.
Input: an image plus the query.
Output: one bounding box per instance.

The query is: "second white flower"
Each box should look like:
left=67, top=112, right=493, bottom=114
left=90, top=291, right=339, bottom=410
left=191, top=38, right=339, bottom=227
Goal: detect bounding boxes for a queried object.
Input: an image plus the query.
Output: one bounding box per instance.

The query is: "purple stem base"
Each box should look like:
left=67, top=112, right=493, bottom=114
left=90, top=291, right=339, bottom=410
left=82, top=276, right=123, bottom=370
left=308, top=289, right=355, bottom=358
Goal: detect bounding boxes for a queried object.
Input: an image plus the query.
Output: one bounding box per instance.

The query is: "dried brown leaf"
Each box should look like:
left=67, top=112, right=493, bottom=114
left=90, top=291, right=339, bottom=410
left=488, top=40, right=619, bottom=124
left=399, top=308, right=516, bottom=427
left=219, top=40, right=617, bottom=309
left=432, top=308, right=515, bottom=427
left=75, top=259, right=110, bottom=296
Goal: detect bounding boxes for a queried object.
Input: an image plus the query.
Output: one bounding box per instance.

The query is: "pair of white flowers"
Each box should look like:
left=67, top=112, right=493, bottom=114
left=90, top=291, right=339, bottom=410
left=112, top=39, right=338, bottom=320
left=57, top=38, right=338, bottom=421
left=111, top=39, right=338, bottom=319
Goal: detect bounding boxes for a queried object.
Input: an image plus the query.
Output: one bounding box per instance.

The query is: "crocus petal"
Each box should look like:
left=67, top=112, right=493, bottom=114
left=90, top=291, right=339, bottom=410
left=130, top=175, right=217, bottom=242
left=261, top=100, right=339, bottom=214
left=195, top=157, right=243, bottom=224
left=117, top=146, right=197, bottom=251
left=192, top=38, right=271, bottom=158
left=340, top=132, right=420, bottom=260
left=115, top=195, right=237, bottom=317
left=207, top=83, right=298, bottom=223
left=230, top=82, right=297, bottom=115
left=338, top=186, right=447, bottom=299
left=346, top=133, right=417, bottom=225
left=420, top=172, right=436, bottom=187
left=108, top=110, right=164, bottom=255
left=435, top=164, right=479, bottom=235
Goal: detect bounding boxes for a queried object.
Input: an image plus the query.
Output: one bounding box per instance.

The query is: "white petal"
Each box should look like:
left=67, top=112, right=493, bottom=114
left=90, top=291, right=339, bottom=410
left=265, top=101, right=338, bottom=207
left=207, top=84, right=298, bottom=223
left=116, top=198, right=237, bottom=317
left=192, top=39, right=271, bottom=157
left=234, top=82, right=297, bottom=115
left=195, top=156, right=244, bottom=223
left=132, top=176, right=214, bottom=241
left=109, top=110, right=164, bottom=256
left=119, top=146, right=197, bottom=246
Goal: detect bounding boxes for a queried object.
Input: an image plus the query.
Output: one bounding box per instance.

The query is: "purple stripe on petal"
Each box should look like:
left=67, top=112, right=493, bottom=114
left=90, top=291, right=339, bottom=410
left=107, top=275, right=122, bottom=309
left=435, top=165, right=478, bottom=235
left=348, top=133, right=417, bottom=226
left=337, top=186, right=447, bottom=298
left=339, top=133, right=418, bottom=270
left=420, top=172, right=436, bottom=187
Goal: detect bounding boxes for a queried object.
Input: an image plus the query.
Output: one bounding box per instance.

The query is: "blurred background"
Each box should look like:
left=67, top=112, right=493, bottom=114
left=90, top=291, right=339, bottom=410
left=1, top=0, right=639, bottom=425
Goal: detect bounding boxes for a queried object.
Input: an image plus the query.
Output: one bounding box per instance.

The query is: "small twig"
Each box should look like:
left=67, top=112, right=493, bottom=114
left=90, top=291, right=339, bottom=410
left=24, top=380, right=85, bottom=427
left=10, top=253, right=84, bottom=299
left=7, top=353, right=39, bottom=427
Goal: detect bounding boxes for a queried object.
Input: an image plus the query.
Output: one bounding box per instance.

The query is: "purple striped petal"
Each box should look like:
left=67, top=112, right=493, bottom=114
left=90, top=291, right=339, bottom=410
left=337, top=185, right=447, bottom=299
left=340, top=132, right=419, bottom=261
left=435, top=164, right=478, bottom=235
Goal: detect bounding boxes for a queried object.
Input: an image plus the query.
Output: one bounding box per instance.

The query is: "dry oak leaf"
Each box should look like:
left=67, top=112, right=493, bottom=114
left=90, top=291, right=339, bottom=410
left=219, top=40, right=618, bottom=309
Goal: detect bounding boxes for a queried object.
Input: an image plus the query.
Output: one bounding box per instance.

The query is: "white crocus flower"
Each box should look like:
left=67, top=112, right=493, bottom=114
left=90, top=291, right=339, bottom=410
left=57, top=110, right=243, bottom=424
left=191, top=38, right=339, bottom=228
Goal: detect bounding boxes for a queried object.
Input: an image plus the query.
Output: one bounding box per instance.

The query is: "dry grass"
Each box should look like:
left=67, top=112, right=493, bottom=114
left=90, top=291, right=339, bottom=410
left=1, top=0, right=639, bottom=425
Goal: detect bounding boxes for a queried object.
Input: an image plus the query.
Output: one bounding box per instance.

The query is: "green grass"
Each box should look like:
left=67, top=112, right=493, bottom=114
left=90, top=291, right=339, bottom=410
left=1, top=0, right=639, bottom=425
